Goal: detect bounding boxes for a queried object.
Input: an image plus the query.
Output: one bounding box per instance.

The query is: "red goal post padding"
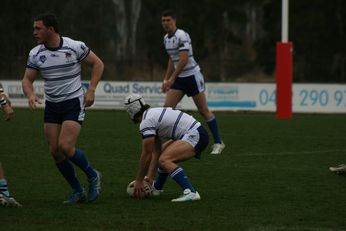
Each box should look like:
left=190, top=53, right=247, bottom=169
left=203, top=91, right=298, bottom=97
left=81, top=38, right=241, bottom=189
left=276, top=42, right=293, bottom=119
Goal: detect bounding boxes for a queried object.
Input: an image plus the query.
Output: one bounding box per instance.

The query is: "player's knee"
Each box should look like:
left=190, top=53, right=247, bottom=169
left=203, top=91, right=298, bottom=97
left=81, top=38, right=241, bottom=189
left=158, top=156, right=170, bottom=169
left=49, top=147, right=64, bottom=162
left=159, top=155, right=177, bottom=171
left=52, top=153, right=65, bottom=162
left=158, top=157, right=166, bottom=167
left=58, top=142, right=73, bottom=155
left=49, top=145, right=59, bottom=156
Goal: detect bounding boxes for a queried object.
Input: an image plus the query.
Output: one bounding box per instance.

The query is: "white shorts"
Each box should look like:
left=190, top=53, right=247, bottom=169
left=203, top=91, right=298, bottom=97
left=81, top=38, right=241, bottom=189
left=180, top=126, right=209, bottom=158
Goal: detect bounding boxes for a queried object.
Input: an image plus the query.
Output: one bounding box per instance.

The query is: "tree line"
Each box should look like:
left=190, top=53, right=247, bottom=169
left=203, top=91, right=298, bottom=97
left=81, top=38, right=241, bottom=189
left=0, top=0, right=345, bottom=82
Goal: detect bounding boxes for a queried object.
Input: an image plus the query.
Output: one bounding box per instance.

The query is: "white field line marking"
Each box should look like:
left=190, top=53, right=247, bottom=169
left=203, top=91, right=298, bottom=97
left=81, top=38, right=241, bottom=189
left=246, top=225, right=346, bottom=231
left=234, top=149, right=346, bottom=157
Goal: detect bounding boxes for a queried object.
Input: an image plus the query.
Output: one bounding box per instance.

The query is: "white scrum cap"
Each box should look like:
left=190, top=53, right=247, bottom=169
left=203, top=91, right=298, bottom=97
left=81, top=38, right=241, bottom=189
left=124, top=94, right=146, bottom=119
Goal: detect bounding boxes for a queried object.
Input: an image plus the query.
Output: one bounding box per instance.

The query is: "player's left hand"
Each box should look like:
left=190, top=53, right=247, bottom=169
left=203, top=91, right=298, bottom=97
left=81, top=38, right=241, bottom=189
left=84, top=89, right=95, bottom=107
left=144, top=176, right=153, bottom=186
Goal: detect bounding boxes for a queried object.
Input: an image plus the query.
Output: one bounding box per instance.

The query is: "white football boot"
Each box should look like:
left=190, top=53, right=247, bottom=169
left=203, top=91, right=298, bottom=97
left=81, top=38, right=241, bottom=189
left=171, top=189, right=201, bottom=202
left=152, top=186, right=164, bottom=196
left=211, top=141, right=226, bottom=154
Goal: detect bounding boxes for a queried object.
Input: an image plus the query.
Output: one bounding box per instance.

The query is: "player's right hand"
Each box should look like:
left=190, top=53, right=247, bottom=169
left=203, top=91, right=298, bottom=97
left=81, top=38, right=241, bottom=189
left=28, top=95, right=41, bottom=111
left=2, top=103, right=14, bottom=121
left=161, top=79, right=172, bottom=93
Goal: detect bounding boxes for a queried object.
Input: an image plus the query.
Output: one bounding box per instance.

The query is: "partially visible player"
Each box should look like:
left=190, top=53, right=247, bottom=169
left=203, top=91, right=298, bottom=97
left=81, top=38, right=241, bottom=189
left=0, top=163, right=21, bottom=207
left=0, top=83, right=21, bottom=207
left=22, top=13, right=103, bottom=204
left=329, top=164, right=346, bottom=175
left=124, top=94, right=209, bottom=202
left=0, top=83, right=14, bottom=121
left=160, top=9, right=225, bottom=154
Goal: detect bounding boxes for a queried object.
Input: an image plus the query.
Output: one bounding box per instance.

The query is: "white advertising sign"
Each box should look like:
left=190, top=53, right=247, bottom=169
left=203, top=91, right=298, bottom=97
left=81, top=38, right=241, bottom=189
left=1, top=80, right=346, bottom=113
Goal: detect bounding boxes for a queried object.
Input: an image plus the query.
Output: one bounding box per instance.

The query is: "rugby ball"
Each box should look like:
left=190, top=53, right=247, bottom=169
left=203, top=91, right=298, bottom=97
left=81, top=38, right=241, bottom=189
left=126, top=180, right=152, bottom=198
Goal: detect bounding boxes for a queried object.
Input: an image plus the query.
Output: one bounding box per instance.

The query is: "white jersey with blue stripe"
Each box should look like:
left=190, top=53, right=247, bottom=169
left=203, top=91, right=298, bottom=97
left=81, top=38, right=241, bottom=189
left=139, top=107, right=201, bottom=140
left=164, top=29, right=200, bottom=77
left=26, top=36, right=90, bottom=102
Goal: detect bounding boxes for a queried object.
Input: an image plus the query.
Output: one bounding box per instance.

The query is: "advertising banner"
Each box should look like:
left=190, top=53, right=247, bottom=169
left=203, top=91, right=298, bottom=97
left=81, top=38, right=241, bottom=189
left=1, top=80, right=346, bottom=113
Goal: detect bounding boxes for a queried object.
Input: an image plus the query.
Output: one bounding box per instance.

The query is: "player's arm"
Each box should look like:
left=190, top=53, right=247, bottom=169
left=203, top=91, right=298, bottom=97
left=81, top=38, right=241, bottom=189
left=164, top=58, right=175, bottom=81
left=82, top=51, right=104, bottom=107
left=169, top=50, right=188, bottom=82
left=146, top=137, right=162, bottom=184
left=133, top=136, right=155, bottom=198
left=161, top=51, right=188, bottom=93
left=0, top=83, right=14, bottom=121
left=22, top=68, right=41, bottom=111
left=162, top=58, right=175, bottom=93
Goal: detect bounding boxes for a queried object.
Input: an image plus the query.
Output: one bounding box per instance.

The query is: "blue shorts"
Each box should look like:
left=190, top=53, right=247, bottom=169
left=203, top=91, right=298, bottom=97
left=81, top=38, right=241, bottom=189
left=171, top=72, right=205, bottom=97
left=194, top=126, right=209, bottom=158
left=44, top=97, right=85, bottom=124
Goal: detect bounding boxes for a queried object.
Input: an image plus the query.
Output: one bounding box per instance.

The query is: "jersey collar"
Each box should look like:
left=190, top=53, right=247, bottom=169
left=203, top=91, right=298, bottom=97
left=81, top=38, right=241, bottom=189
left=167, top=28, right=178, bottom=38
left=45, top=36, right=63, bottom=51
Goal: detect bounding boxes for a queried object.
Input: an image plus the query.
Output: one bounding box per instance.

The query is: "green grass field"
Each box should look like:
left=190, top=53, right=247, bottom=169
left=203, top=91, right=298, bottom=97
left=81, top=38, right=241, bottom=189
left=1, top=108, right=346, bottom=231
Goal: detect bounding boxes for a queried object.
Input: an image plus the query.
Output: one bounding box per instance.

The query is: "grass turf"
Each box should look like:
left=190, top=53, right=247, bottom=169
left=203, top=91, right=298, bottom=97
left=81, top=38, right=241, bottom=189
left=1, top=108, right=346, bottom=231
